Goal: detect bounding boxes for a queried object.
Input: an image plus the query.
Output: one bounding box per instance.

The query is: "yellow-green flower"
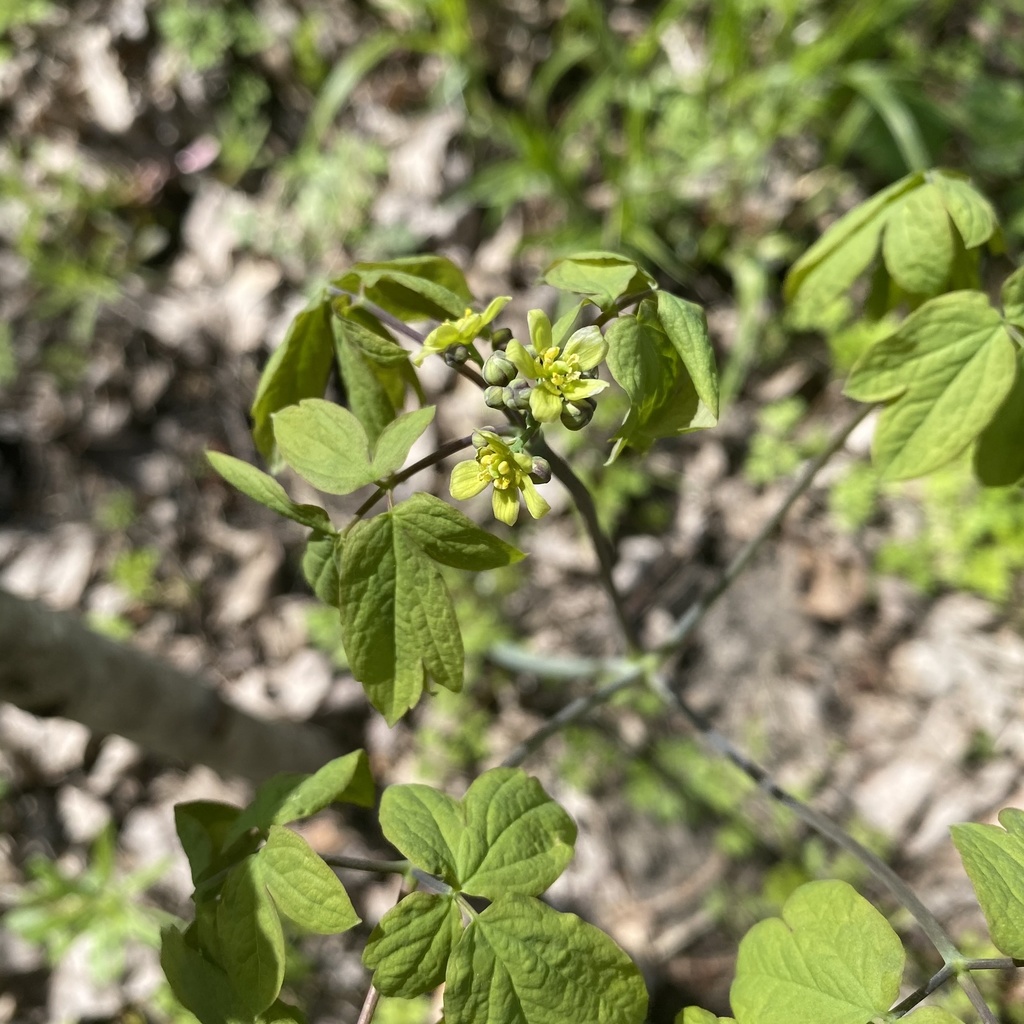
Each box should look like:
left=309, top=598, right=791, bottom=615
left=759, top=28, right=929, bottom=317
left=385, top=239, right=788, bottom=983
left=412, top=296, right=511, bottom=367
left=504, top=310, right=609, bottom=422
left=449, top=431, right=551, bottom=526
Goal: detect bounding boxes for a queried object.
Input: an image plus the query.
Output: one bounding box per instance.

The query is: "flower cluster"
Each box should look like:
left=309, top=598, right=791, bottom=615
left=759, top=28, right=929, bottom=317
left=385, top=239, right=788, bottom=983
left=449, top=431, right=551, bottom=526
left=503, top=310, right=609, bottom=423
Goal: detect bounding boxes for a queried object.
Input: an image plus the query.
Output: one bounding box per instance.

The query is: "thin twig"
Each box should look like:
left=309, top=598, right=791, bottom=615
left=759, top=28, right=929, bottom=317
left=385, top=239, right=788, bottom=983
left=533, top=438, right=640, bottom=651
left=655, top=402, right=874, bottom=655
left=957, top=972, right=999, bottom=1024
left=501, top=663, right=647, bottom=769
left=349, top=435, right=475, bottom=523
left=355, top=984, right=381, bottom=1024
left=322, top=854, right=411, bottom=874
left=649, top=667, right=962, bottom=962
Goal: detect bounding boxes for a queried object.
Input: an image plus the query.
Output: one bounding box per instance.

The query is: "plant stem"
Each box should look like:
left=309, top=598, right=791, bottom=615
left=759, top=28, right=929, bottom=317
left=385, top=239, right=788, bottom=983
left=890, top=959, right=1015, bottom=1018
left=322, top=854, right=412, bottom=874
left=349, top=435, right=475, bottom=523
left=533, top=437, right=640, bottom=651
left=655, top=402, right=874, bottom=655
left=648, top=668, right=962, bottom=962
left=501, top=662, right=647, bottom=769
left=355, top=984, right=381, bottom=1024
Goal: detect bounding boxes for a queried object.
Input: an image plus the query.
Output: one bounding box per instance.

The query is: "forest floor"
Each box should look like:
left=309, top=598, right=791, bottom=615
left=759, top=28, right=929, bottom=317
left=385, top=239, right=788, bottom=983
left=2, top=4, right=1023, bottom=1023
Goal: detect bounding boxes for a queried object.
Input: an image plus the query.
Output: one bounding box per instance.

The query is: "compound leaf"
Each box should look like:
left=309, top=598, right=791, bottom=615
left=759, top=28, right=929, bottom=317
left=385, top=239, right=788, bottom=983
left=656, top=291, right=719, bottom=419
left=272, top=399, right=375, bottom=495
left=216, top=859, right=285, bottom=1016
left=932, top=171, right=998, bottom=249
left=379, top=769, right=576, bottom=898
left=334, top=256, right=472, bottom=321
left=543, top=251, right=656, bottom=310
left=457, top=768, right=577, bottom=899
left=379, top=784, right=462, bottom=885
left=161, top=925, right=248, bottom=1024
left=881, top=184, right=952, bottom=296
left=206, top=452, right=333, bottom=532
left=844, top=291, right=1017, bottom=479
left=445, top=894, right=647, bottom=1024
left=363, top=892, right=463, bottom=997
left=730, top=880, right=904, bottom=1024
left=605, top=300, right=713, bottom=461
left=952, top=808, right=1024, bottom=957
left=371, top=406, right=436, bottom=479
left=252, top=302, right=335, bottom=465
left=224, top=752, right=374, bottom=846
left=391, top=493, right=524, bottom=570
left=339, top=511, right=464, bottom=723
left=259, top=826, right=359, bottom=934
left=974, top=349, right=1024, bottom=486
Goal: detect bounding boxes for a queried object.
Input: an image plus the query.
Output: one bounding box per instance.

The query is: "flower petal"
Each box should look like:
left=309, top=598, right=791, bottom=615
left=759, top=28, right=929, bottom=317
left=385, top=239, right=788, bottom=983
left=529, top=384, right=563, bottom=422
left=561, top=377, right=609, bottom=401
left=527, top=309, right=552, bottom=352
left=450, top=460, right=489, bottom=500
left=492, top=486, right=520, bottom=526
left=505, top=340, right=540, bottom=379
left=520, top=479, right=551, bottom=520
left=481, top=295, right=512, bottom=324
left=562, top=325, right=607, bottom=369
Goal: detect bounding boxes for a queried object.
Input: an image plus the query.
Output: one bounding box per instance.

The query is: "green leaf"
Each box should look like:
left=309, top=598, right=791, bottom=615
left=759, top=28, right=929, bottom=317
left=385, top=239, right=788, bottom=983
left=207, top=451, right=334, bottom=532
left=785, top=172, right=923, bottom=306
left=676, top=1009, right=735, bottom=1024
left=224, top=752, right=374, bottom=846
left=730, top=880, right=904, bottom=1024
left=1001, top=265, right=1024, bottom=328
left=259, top=825, right=359, bottom=933
left=160, top=926, right=248, bottom=1024
left=974, top=349, right=1024, bottom=486
left=272, top=399, right=375, bottom=495
left=379, top=784, right=462, bottom=884
left=333, top=310, right=411, bottom=443
left=216, top=859, right=285, bottom=1016
left=379, top=768, right=576, bottom=899
left=952, top=808, right=1024, bottom=958
left=340, top=511, right=463, bottom=723
left=881, top=184, right=953, bottom=296
left=656, top=292, right=719, bottom=419
left=252, top=302, right=335, bottom=464
left=456, top=768, right=576, bottom=899
left=302, top=531, right=342, bottom=605
left=174, top=802, right=244, bottom=887
left=845, top=291, right=1018, bottom=479
left=543, top=251, right=656, bottom=309
left=256, top=1000, right=309, bottom=1024
left=444, top=894, right=647, bottom=1024
left=605, top=300, right=714, bottom=460
left=363, top=892, right=463, bottom=997
left=334, top=256, right=472, bottom=322
left=932, top=171, right=998, bottom=249
left=391, top=493, right=524, bottom=570
left=371, top=406, right=435, bottom=479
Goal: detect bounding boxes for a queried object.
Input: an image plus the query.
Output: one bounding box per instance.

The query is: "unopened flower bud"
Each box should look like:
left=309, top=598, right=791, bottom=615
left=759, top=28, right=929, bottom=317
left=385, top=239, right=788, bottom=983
left=444, top=344, right=470, bottom=367
left=471, top=427, right=496, bottom=450
left=560, top=399, right=595, bottom=431
left=529, top=457, right=552, bottom=484
left=483, top=386, right=508, bottom=409
left=491, top=327, right=513, bottom=351
left=506, top=378, right=532, bottom=410
left=483, top=353, right=517, bottom=386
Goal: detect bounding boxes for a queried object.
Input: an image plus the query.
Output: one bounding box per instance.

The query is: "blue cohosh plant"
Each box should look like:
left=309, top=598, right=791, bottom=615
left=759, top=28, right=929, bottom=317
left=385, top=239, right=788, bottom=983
left=169, top=171, right=1024, bottom=1024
